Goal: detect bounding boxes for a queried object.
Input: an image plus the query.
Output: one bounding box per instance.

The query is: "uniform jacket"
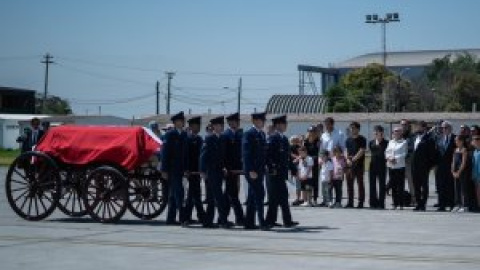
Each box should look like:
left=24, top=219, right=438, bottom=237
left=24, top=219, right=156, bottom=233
left=221, top=128, right=243, bottom=171
left=267, top=131, right=290, bottom=180
left=242, top=126, right=267, bottom=174
left=160, top=129, right=189, bottom=174
left=187, top=133, right=203, bottom=173
left=200, top=134, right=225, bottom=174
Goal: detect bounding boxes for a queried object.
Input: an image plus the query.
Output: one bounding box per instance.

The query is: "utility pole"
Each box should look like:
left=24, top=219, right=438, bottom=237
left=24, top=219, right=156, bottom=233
left=237, top=77, right=242, bottom=113
left=156, top=80, right=160, bottom=115
left=165, top=72, right=175, bottom=114
left=41, top=53, right=54, bottom=113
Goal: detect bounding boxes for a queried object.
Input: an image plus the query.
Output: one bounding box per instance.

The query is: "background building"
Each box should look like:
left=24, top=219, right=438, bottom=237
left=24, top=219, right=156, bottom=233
left=0, top=87, right=36, bottom=114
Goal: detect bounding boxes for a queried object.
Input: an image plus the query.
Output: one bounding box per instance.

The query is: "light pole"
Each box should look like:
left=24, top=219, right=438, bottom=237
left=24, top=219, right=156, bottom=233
left=365, top=12, right=400, bottom=112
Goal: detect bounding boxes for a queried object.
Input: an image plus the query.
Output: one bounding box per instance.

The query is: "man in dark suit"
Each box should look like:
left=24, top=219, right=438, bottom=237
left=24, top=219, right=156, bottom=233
left=265, top=115, right=298, bottom=228
left=412, top=121, right=437, bottom=211
left=160, top=111, right=189, bottom=225
left=183, top=116, right=205, bottom=226
left=17, top=117, right=45, bottom=152
left=242, top=112, right=269, bottom=230
left=200, top=116, right=231, bottom=228
left=221, top=112, right=245, bottom=226
left=435, top=121, right=456, bottom=211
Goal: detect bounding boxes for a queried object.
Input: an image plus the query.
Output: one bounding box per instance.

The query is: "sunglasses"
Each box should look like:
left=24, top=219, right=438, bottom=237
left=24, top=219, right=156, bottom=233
left=473, top=137, right=480, bottom=141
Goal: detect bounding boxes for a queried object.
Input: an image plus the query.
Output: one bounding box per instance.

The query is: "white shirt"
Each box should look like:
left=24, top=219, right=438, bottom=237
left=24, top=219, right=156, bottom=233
left=320, top=160, right=334, bottom=182
left=385, top=139, right=407, bottom=169
left=414, top=134, right=423, bottom=150
left=321, top=128, right=346, bottom=153
left=297, top=156, right=314, bottom=179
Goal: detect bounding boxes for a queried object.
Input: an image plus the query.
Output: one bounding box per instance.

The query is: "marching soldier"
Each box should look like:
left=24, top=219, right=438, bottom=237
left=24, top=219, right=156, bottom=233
left=161, top=111, right=189, bottom=225
left=200, top=116, right=231, bottom=228
left=265, top=115, right=299, bottom=228
left=242, top=112, right=269, bottom=230
left=183, top=116, right=205, bottom=226
left=221, top=112, right=245, bottom=226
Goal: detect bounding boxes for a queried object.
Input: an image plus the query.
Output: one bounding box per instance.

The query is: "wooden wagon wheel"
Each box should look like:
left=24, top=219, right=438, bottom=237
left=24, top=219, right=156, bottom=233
left=5, top=151, right=61, bottom=221
left=57, top=168, right=89, bottom=217
left=127, top=172, right=167, bottom=220
left=82, top=166, right=128, bottom=223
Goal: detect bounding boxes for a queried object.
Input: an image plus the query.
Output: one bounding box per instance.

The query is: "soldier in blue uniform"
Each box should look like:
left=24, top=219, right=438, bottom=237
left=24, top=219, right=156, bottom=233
left=183, top=116, right=205, bottom=226
left=265, top=115, right=299, bottom=228
left=200, top=116, right=231, bottom=228
left=221, top=112, right=245, bottom=226
left=161, top=111, right=189, bottom=225
left=242, top=112, right=269, bottom=230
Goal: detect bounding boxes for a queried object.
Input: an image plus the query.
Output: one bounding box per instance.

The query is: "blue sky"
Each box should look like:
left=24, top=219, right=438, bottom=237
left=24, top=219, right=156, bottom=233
left=1, top=0, right=479, bottom=118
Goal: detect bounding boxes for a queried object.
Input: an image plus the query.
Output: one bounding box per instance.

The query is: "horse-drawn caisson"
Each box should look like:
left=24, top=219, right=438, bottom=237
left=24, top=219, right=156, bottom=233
left=5, top=125, right=167, bottom=223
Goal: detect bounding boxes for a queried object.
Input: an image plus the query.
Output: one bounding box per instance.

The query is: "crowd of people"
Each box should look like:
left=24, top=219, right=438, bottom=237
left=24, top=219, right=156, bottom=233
left=152, top=112, right=480, bottom=231
left=286, top=118, right=480, bottom=213
left=17, top=113, right=480, bottom=231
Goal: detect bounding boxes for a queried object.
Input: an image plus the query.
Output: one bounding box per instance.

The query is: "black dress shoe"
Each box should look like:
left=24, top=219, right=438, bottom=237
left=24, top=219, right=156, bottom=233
left=244, top=225, right=259, bottom=230
left=202, top=223, right=219, bottom=229
left=284, top=221, right=299, bottom=228
left=235, top=220, right=245, bottom=226
left=260, top=225, right=271, bottom=231
left=220, top=223, right=233, bottom=229
left=189, top=219, right=200, bottom=224
left=271, top=222, right=282, bottom=227
left=436, top=207, right=446, bottom=212
left=413, top=206, right=426, bottom=211
left=356, top=204, right=364, bottom=209
left=344, top=204, right=354, bottom=208
left=166, top=221, right=181, bottom=226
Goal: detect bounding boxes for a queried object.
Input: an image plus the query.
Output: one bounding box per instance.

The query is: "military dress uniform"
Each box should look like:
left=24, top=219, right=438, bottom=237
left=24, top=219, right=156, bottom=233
left=221, top=113, right=245, bottom=225
left=265, top=115, right=296, bottom=227
left=183, top=117, right=205, bottom=225
left=242, top=112, right=268, bottom=230
left=200, top=116, right=230, bottom=228
left=161, top=111, right=189, bottom=224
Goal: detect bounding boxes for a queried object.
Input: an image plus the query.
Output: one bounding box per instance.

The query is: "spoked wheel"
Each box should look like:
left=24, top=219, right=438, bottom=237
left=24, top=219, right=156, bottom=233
left=83, top=166, right=127, bottom=223
left=127, top=175, right=167, bottom=220
left=57, top=169, right=88, bottom=217
left=5, top=151, right=61, bottom=221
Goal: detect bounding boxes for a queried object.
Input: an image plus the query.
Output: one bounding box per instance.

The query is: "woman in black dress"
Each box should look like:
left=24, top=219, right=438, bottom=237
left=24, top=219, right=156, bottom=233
left=304, top=126, right=321, bottom=205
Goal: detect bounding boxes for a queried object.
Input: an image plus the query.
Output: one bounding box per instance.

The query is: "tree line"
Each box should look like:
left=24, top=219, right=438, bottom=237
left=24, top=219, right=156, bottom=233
left=325, top=52, right=480, bottom=112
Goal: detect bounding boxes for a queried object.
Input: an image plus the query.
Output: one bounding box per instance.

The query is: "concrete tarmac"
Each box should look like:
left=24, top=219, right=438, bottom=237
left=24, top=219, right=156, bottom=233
left=1, top=167, right=479, bottom=270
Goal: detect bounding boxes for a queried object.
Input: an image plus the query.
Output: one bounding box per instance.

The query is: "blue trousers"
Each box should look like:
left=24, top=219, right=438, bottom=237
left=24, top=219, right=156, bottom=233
left=266, top=175, right=292, bottom=225
left=205, top=171, right=228, bottom=225
left=166, top=173, right=185, bottom=223
left=245, top=173, right=266, bottom=227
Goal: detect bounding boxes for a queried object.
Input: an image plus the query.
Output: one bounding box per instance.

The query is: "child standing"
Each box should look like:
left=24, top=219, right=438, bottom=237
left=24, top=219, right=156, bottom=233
left=451, top=135, right=469, bottom=212
left=289, top=136, right=303, bottom=206
left=319, top=151, right=334, bottom=207
left=330, top=146, right=346, bottom=208
left=297, top=146, right=314, bottom=206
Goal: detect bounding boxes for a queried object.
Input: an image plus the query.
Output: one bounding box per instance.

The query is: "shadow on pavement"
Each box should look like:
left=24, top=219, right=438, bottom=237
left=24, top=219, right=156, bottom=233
left=48, top=218, right=167, bottom=226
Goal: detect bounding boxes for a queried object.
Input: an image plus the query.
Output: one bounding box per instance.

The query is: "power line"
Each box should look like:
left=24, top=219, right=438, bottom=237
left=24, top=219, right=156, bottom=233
left=70, top=92, right=156, bottom=105
left=56, top=56, right=162, bottom=73
left=56, top=63, right=152, bottom=86
left=55, top=56, right=297, bottom=78
left=0, top=55, right=41, bottom=61
left=177, top=71, right=297, bottom=77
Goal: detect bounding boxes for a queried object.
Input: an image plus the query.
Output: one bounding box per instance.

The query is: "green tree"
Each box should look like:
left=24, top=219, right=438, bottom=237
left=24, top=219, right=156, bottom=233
left=425, top=52, right=480, bottom=111
left=325, top=63, right=410, bottom=112
left=35, top=94, right=73, bottom=114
